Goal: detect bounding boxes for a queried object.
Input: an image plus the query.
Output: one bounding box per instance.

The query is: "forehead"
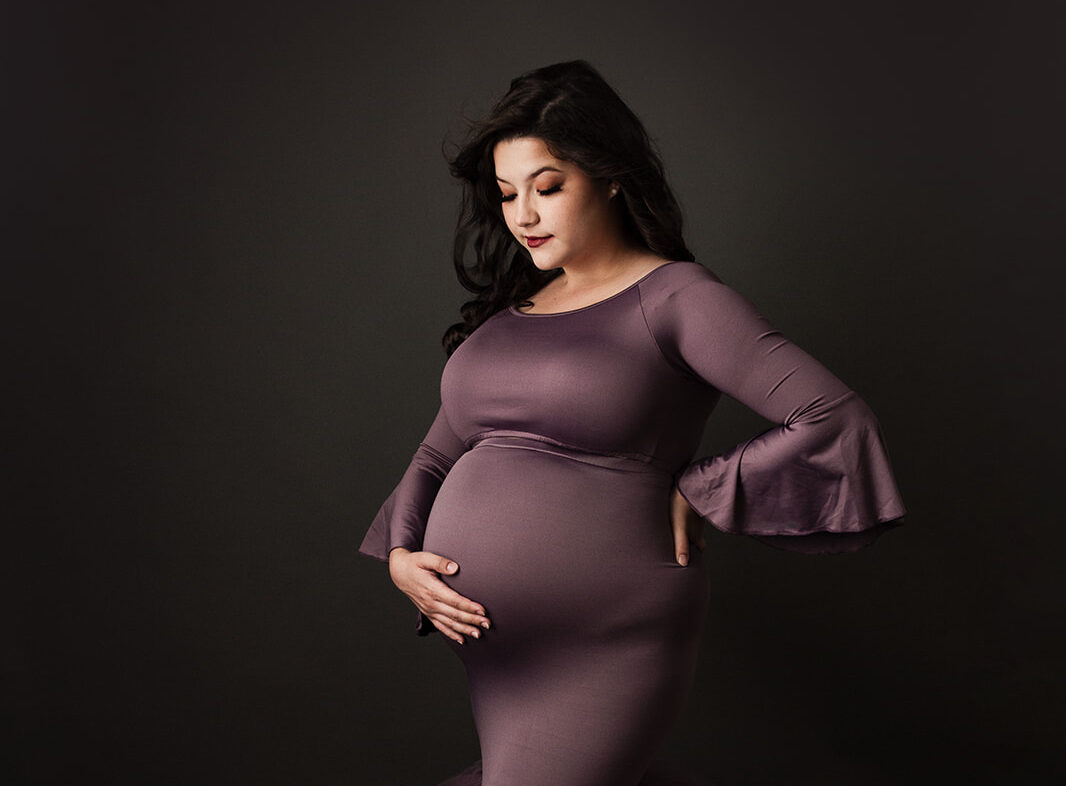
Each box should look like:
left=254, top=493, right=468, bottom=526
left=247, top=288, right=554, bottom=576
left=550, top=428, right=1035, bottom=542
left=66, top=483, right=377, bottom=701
left=492, top=137, right=571, bottom=179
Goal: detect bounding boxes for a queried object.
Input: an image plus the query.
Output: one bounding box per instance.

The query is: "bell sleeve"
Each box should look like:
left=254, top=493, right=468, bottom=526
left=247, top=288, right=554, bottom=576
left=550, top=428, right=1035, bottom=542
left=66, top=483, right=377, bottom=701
left=359, top=403, right=469, bottom=634
left=643, top=268, right=906, bottom=554
left=358, top=403, right=468, bottom=561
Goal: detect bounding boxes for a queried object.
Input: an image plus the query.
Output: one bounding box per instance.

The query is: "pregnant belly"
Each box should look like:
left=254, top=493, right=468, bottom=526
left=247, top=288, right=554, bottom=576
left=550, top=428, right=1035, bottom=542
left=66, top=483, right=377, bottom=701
left=421, top=440, right=709, bottom=649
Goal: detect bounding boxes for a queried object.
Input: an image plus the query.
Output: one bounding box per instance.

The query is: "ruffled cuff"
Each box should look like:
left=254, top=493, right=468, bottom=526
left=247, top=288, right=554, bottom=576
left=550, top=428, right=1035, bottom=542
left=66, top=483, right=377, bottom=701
left=358, top=502, right=440, bottom=636
left=358, top=489, right=424, bottom=562
left=358, top=439, right=457, bottom=563
left=676, top=394, right=906, bottom=555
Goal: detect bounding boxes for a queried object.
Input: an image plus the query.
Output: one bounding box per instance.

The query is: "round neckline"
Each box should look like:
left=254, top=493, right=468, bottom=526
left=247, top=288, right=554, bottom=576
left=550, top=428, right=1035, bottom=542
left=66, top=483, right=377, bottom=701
left=507, top=260, right=685, bottom=317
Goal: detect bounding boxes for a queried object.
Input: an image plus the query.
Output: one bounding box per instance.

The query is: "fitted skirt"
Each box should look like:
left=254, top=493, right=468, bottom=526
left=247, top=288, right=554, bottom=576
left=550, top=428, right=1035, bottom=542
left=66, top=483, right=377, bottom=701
left=422, top=436, right=711, bottom=786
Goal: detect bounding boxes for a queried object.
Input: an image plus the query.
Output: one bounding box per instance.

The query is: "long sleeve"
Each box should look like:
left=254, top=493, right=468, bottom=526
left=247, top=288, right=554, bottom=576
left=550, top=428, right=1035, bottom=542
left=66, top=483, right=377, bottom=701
left=642, top=268, right=906, bottom=554
left=359, top=404, right=469, bottom=634
left=359, top=404, right=468, bottom=561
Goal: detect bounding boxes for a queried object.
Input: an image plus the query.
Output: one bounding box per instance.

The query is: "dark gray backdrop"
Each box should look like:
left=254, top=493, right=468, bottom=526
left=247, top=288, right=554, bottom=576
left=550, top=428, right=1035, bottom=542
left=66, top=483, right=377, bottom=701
left=9, top=1, right=1063, bottom=784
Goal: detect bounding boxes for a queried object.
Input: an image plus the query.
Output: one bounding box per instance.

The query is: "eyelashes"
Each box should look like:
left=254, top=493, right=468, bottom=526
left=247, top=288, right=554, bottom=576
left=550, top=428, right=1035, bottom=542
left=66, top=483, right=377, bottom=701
left=499, top=184, right=563, bottom=203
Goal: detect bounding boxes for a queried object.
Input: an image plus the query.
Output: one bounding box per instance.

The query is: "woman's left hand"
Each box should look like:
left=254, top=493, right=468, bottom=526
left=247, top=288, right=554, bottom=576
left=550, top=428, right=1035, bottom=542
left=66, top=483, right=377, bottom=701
left=670, top=485, right=705, bottom=566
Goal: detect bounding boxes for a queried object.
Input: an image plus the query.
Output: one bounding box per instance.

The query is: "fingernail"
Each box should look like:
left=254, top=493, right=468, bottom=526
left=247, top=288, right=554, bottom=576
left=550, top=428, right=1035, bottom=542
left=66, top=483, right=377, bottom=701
left=678, top=554, right=689, bottom=566
left=481, top=621, right=490, bottom=629
left=446, top=562, right=458, bottom=572
left=471, top=630, right=480, bottom=639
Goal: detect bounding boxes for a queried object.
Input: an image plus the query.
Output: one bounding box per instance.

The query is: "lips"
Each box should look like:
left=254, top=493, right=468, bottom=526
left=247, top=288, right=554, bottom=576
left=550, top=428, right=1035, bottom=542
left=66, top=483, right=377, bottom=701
left=525, top=235, right=552, bottom=248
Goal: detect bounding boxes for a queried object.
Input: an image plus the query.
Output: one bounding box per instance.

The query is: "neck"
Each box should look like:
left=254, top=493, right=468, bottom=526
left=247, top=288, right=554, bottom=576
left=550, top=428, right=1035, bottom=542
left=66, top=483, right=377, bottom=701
left=556, top=241, right=646, bottom=290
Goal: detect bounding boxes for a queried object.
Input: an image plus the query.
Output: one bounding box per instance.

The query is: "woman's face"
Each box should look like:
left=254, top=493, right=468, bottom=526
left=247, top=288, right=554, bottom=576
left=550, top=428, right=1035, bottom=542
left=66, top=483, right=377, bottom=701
left=493, top=136, right=617, bottom=272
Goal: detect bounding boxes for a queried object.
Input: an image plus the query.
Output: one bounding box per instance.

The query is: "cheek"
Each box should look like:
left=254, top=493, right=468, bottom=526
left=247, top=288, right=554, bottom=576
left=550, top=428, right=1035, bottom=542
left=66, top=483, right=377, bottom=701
left=568, top=185, right=602, bottom=213
left=557, top=196, right=594, bottom=235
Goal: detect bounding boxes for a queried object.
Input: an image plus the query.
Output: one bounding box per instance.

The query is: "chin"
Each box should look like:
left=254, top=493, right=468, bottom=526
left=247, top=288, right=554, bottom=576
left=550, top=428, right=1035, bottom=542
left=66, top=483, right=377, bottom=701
left=528, top=253, right=564, bottom=272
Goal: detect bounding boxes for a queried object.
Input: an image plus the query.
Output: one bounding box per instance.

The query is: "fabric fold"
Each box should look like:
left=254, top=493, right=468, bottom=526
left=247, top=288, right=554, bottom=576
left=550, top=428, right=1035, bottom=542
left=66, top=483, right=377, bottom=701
left=675, top=392, right=905, bottom=554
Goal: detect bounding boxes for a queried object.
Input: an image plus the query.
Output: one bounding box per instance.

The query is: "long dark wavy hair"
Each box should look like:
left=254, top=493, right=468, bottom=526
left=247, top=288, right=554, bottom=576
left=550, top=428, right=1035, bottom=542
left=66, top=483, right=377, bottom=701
left=442, top=60, right=695, bottom=356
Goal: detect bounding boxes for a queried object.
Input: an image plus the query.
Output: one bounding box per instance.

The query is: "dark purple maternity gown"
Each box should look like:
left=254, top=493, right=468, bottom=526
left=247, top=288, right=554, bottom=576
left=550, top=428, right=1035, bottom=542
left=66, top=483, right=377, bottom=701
left=359, top=261, right=906, bottom=786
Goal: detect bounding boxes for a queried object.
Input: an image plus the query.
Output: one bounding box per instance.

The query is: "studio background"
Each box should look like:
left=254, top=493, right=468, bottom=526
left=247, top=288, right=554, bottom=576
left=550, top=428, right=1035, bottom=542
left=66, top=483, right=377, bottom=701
left=8, top=1, right=1063, bottom=784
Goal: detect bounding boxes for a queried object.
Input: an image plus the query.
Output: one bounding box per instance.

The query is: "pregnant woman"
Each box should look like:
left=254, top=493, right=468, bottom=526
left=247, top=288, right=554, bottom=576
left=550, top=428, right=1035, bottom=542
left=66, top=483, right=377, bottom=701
left=358, top=60, right=906, bottom=786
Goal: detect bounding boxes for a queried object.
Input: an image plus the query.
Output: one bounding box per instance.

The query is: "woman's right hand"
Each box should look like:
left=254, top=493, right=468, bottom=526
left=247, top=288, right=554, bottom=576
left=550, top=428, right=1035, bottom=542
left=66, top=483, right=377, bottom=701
left=388, top=548, right=491, bottom=644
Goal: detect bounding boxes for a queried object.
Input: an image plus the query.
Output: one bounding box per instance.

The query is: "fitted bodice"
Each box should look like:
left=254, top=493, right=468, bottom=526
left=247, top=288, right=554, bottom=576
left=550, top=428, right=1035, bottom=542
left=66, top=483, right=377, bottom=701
left=440, top=263, right=720, bottom=473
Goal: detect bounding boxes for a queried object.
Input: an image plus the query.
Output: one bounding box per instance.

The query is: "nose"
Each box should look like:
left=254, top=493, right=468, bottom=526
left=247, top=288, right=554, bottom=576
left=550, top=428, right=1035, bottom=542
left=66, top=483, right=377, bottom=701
left=515, top=193, right=538, bottom=228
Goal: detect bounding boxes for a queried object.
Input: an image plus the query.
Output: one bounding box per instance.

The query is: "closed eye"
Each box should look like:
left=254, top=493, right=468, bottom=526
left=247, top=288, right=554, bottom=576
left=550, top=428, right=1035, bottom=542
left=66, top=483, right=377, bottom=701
left=499, top=184, right=562, bottom=203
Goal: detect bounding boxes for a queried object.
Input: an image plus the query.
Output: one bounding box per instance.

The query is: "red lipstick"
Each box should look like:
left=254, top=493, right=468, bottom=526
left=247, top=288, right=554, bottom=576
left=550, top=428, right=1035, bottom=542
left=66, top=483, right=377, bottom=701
left=526, top=235, right=551, bottom=248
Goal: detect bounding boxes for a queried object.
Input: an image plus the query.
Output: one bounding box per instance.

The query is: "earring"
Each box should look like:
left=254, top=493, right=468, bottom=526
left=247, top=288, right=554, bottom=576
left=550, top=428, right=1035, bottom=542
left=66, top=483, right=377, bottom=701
left=609, top=184, right=619, bottom=198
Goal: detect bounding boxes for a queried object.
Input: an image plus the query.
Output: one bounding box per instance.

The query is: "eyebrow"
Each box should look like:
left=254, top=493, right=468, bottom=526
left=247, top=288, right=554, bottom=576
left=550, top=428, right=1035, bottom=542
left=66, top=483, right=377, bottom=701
left=495, top=166, right=563, bottom=185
